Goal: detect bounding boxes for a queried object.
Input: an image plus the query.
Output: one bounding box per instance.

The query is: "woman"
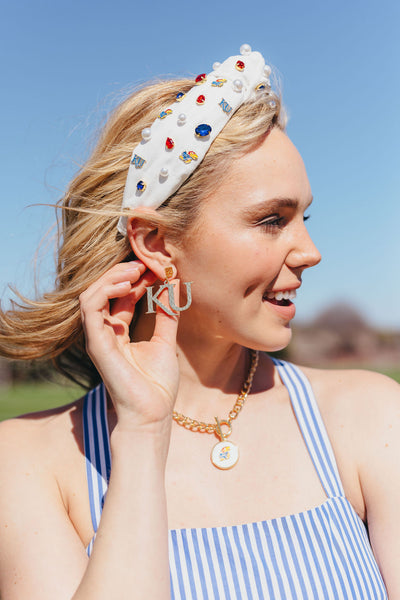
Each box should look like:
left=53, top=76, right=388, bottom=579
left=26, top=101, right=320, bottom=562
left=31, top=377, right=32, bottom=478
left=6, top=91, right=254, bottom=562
left=0, top=45, right=398, bottom=599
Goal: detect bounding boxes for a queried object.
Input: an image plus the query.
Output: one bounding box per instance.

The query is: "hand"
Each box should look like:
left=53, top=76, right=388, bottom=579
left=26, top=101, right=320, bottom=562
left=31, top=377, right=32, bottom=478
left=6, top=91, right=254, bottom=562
left=79, top=261, right=180, bottom=432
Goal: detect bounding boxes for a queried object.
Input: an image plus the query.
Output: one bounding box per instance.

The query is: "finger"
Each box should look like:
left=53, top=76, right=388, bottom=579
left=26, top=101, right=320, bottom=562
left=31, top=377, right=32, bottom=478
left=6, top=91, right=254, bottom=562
left=80, top=261, right=145, bottom=304
left=152, top=279, right=180, bottom=345
left=110, top=269, right=158, bottom=324
left=80, top=280, right=135, bottom=336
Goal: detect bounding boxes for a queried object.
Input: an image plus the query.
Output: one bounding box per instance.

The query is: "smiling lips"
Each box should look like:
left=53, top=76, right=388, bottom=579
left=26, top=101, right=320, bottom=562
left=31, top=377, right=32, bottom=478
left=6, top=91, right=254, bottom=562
left=264, top=289, right=297, bottom=301
left=263, top=289, right=297, bottom=316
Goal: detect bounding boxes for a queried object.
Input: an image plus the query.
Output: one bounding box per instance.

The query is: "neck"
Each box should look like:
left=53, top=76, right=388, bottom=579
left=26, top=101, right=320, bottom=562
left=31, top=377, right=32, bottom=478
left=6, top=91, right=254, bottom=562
left=132, top=302, right=254, bottom=418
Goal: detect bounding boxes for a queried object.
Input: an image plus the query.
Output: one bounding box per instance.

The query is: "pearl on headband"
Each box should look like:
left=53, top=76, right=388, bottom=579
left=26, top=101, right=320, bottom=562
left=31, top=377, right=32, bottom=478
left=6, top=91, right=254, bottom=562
left=118, top=45, right=273, bottom=235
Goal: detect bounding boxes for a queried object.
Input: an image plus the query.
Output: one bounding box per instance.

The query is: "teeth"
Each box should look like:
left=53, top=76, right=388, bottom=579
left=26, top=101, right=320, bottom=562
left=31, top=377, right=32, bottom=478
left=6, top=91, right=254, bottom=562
left=265, top=289, right=297, bottom=301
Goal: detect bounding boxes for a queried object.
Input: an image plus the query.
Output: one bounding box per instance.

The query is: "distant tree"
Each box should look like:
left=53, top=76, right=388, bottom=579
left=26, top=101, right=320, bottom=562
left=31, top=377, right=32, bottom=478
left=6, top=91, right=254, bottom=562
left=311, top=302, right=370, bottom=335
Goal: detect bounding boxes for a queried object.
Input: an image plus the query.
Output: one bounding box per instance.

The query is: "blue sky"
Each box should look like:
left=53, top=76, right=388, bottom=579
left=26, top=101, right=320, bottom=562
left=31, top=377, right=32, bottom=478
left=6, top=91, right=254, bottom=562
left=0, top=0, right=399, bottom=328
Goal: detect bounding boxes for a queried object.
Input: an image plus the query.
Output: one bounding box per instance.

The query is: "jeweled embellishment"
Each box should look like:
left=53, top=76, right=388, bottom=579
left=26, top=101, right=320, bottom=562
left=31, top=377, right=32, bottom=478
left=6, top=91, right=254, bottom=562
left=211, top=78, right=227, bottom=87
left=141, top=127, right=151, bottom=141
left=179, top=150, right=198, bottom=164
left=233, top=79, right=243, bottom=92
left=177, top=113, right=187, bottom=125
left=235, top=60, right=245, bottom=71
left=196, top=94, right=206, bottom=105
left=240, top=43, right=252, bottom=56
left=175, top=91, right=185, bottom=102
left=219, top=98, right=233, bottom=114
left=131, top=154, right=146, bottom=168
left=136, top=180, right=146, bottom=192
left=195, top=123, right=212, bottom=138
left=255, top=82, right=268, bottom=91
left=158, top=109, right=173, bottom=119
left=195, top=73, right=207, bottom=84
left=165, top=137, right=174, bottom=150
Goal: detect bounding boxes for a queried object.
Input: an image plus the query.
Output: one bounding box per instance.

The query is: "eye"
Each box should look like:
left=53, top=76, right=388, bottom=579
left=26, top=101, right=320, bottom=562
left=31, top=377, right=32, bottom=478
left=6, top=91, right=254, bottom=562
left=258, top=215, right=285, bottom=231
left=303, top=214, right=311, bottom=222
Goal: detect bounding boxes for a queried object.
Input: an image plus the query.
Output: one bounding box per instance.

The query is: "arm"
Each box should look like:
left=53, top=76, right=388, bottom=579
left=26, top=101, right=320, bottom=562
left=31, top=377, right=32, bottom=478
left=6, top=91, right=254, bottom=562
left=0, top=261, right=180, bottom=600
left=0, top=418, right=89, bottom=599
left=355, top=371, right=400, bottom=598
left=0, top=420, right=171, bottom=600
left=74, top=427, right=171, bottom=600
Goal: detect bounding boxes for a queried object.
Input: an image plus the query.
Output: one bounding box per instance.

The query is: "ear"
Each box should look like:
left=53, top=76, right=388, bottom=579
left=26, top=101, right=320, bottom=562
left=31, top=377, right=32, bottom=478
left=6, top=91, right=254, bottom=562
left=126, top=209, right=176, bottom=281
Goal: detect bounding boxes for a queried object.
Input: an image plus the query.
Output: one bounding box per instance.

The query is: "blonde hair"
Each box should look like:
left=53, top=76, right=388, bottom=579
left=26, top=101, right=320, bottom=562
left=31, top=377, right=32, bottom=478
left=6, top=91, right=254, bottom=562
left=0, top=77, right=285, bottom=388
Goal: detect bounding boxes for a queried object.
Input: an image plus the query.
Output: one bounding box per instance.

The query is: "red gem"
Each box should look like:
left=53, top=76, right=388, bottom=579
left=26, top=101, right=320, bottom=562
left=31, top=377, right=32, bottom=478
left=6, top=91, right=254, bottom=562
left=235, top=60, right=245, bottom=71
left=196, top=94, right=206, bottom=105
left=195, top=73, right=206, bottom=84
left=165, top=137, right=174, bottom=150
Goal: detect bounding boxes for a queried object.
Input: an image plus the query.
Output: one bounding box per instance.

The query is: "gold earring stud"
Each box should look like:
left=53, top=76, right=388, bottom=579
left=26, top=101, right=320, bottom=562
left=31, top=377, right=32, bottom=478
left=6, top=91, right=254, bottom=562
left=165, top=266, right=174, bottom=280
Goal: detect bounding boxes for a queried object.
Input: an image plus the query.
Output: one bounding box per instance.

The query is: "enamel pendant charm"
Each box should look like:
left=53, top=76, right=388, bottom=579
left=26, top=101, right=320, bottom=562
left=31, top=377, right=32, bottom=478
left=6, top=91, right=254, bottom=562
left=211, top=418, right=239, bottom=470
left=211, top=440, right=239, bottom=470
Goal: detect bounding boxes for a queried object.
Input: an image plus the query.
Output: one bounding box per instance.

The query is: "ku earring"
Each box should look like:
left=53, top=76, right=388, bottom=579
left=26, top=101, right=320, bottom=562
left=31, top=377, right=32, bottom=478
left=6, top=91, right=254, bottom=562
left=145, top=266, right=193, bottom=317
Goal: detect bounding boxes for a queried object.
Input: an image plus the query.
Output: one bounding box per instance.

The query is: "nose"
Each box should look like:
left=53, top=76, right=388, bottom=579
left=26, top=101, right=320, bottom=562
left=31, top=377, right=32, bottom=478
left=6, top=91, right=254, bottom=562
left=286, top=224, right=321, bottom=270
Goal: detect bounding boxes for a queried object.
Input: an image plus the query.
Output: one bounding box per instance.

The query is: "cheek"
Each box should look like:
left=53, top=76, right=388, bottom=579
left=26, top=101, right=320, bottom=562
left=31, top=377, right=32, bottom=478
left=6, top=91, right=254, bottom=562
left=179, top=233, right=232, bottom=275
left=179, top=226, right=280, bottom=291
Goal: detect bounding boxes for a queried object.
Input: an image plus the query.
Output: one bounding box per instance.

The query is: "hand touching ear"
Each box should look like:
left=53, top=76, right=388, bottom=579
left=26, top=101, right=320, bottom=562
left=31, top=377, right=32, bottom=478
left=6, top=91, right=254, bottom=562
left=79, top=260, right=181, bottom=432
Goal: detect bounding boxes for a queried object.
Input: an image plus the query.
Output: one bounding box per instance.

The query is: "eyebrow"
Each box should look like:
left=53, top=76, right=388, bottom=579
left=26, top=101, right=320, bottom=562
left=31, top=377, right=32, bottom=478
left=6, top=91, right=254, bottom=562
left=242, top=196, right=313, bottom=219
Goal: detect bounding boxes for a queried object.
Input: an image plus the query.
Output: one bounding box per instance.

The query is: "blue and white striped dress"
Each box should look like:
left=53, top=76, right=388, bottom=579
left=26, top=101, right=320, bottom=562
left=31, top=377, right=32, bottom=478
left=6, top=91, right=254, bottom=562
left=83, top=358, right=388, bottom=598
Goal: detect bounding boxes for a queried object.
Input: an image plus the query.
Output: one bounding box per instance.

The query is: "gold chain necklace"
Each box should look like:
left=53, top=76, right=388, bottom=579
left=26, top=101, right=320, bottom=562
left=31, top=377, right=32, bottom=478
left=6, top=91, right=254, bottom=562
left=172, top=349, right=259, bottom=469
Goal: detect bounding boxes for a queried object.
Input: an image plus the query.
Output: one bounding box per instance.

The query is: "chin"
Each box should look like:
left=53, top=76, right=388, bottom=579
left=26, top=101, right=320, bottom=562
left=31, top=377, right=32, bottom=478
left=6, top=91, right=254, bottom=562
left=241, top=322, right=293, bottom=353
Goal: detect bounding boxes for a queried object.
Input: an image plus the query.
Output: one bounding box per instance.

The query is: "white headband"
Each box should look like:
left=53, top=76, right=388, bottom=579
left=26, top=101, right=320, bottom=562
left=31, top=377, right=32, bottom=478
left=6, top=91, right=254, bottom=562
left=118, top=44, right=273, bottom=235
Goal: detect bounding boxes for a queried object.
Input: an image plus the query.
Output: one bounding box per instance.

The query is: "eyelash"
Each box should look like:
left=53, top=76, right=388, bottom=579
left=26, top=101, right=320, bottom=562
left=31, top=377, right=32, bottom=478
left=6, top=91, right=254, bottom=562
left=259, top=214, right=311, bottom=231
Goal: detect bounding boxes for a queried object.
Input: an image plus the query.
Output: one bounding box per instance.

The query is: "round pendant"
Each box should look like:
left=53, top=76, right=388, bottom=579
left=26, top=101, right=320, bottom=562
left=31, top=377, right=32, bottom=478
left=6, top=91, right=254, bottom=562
left=211, top=440, right=239, bottom=470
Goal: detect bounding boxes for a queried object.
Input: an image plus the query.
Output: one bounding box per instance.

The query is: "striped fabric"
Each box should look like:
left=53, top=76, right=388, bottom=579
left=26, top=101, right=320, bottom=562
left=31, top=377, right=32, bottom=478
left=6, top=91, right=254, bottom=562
left=83, top=384, right=111, bottom=557
left=83, top=358, right=388, bottom=599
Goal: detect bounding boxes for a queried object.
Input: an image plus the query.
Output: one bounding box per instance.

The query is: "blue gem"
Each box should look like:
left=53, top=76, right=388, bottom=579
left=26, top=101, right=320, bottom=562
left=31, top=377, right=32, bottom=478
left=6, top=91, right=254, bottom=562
left=176, top=91, right=185, bottom=101
left=195, top=123, right=212, bottom=138
left=136, top=180, right=146, bottom=192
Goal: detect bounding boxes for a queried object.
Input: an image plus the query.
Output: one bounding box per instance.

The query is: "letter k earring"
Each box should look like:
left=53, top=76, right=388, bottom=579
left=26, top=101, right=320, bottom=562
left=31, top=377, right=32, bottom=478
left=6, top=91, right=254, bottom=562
left=145, top=266, right=193, bottom=317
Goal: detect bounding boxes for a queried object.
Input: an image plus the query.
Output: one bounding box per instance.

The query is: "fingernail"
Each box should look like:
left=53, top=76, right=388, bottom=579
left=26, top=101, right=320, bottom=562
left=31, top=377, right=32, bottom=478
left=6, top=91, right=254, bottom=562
left=116, top=281, right=131, bottom=287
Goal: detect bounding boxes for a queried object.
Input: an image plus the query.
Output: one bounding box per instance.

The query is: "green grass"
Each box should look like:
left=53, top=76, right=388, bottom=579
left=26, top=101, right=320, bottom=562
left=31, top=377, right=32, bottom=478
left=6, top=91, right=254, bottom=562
left=0, top=382, right=84, bottom=421
left=378, top=368, right=400, bottom=383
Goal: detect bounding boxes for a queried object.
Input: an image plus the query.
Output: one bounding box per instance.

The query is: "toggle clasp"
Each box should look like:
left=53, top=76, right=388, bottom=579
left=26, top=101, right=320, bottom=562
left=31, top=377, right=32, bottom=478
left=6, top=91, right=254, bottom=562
left=214, top=417, right=232, bottom=441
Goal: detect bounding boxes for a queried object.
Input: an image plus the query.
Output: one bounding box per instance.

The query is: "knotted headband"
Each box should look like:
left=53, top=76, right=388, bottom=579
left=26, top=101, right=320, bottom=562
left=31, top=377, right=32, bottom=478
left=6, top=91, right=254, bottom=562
left=118, top=44, right=273, bottom=235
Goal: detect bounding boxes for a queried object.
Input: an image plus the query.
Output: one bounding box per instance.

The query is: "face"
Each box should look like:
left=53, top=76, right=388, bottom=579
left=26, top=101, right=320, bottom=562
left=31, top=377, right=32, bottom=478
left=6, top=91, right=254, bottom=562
left=172, top=128, right=321, bottom=351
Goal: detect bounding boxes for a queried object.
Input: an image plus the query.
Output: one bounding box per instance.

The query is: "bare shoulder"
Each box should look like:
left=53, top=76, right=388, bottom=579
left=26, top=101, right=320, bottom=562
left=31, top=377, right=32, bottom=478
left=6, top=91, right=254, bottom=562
left=296, top=363, right=400, bottom=477
left=0, top=396, right=86, bottom=514
left=299, top=363, right=400, bottom=422
left=0, top=395, right=85, bottom=462
left=0, top=400, right=83, bottom=510
left=292, top=364, right=400, bottom=517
